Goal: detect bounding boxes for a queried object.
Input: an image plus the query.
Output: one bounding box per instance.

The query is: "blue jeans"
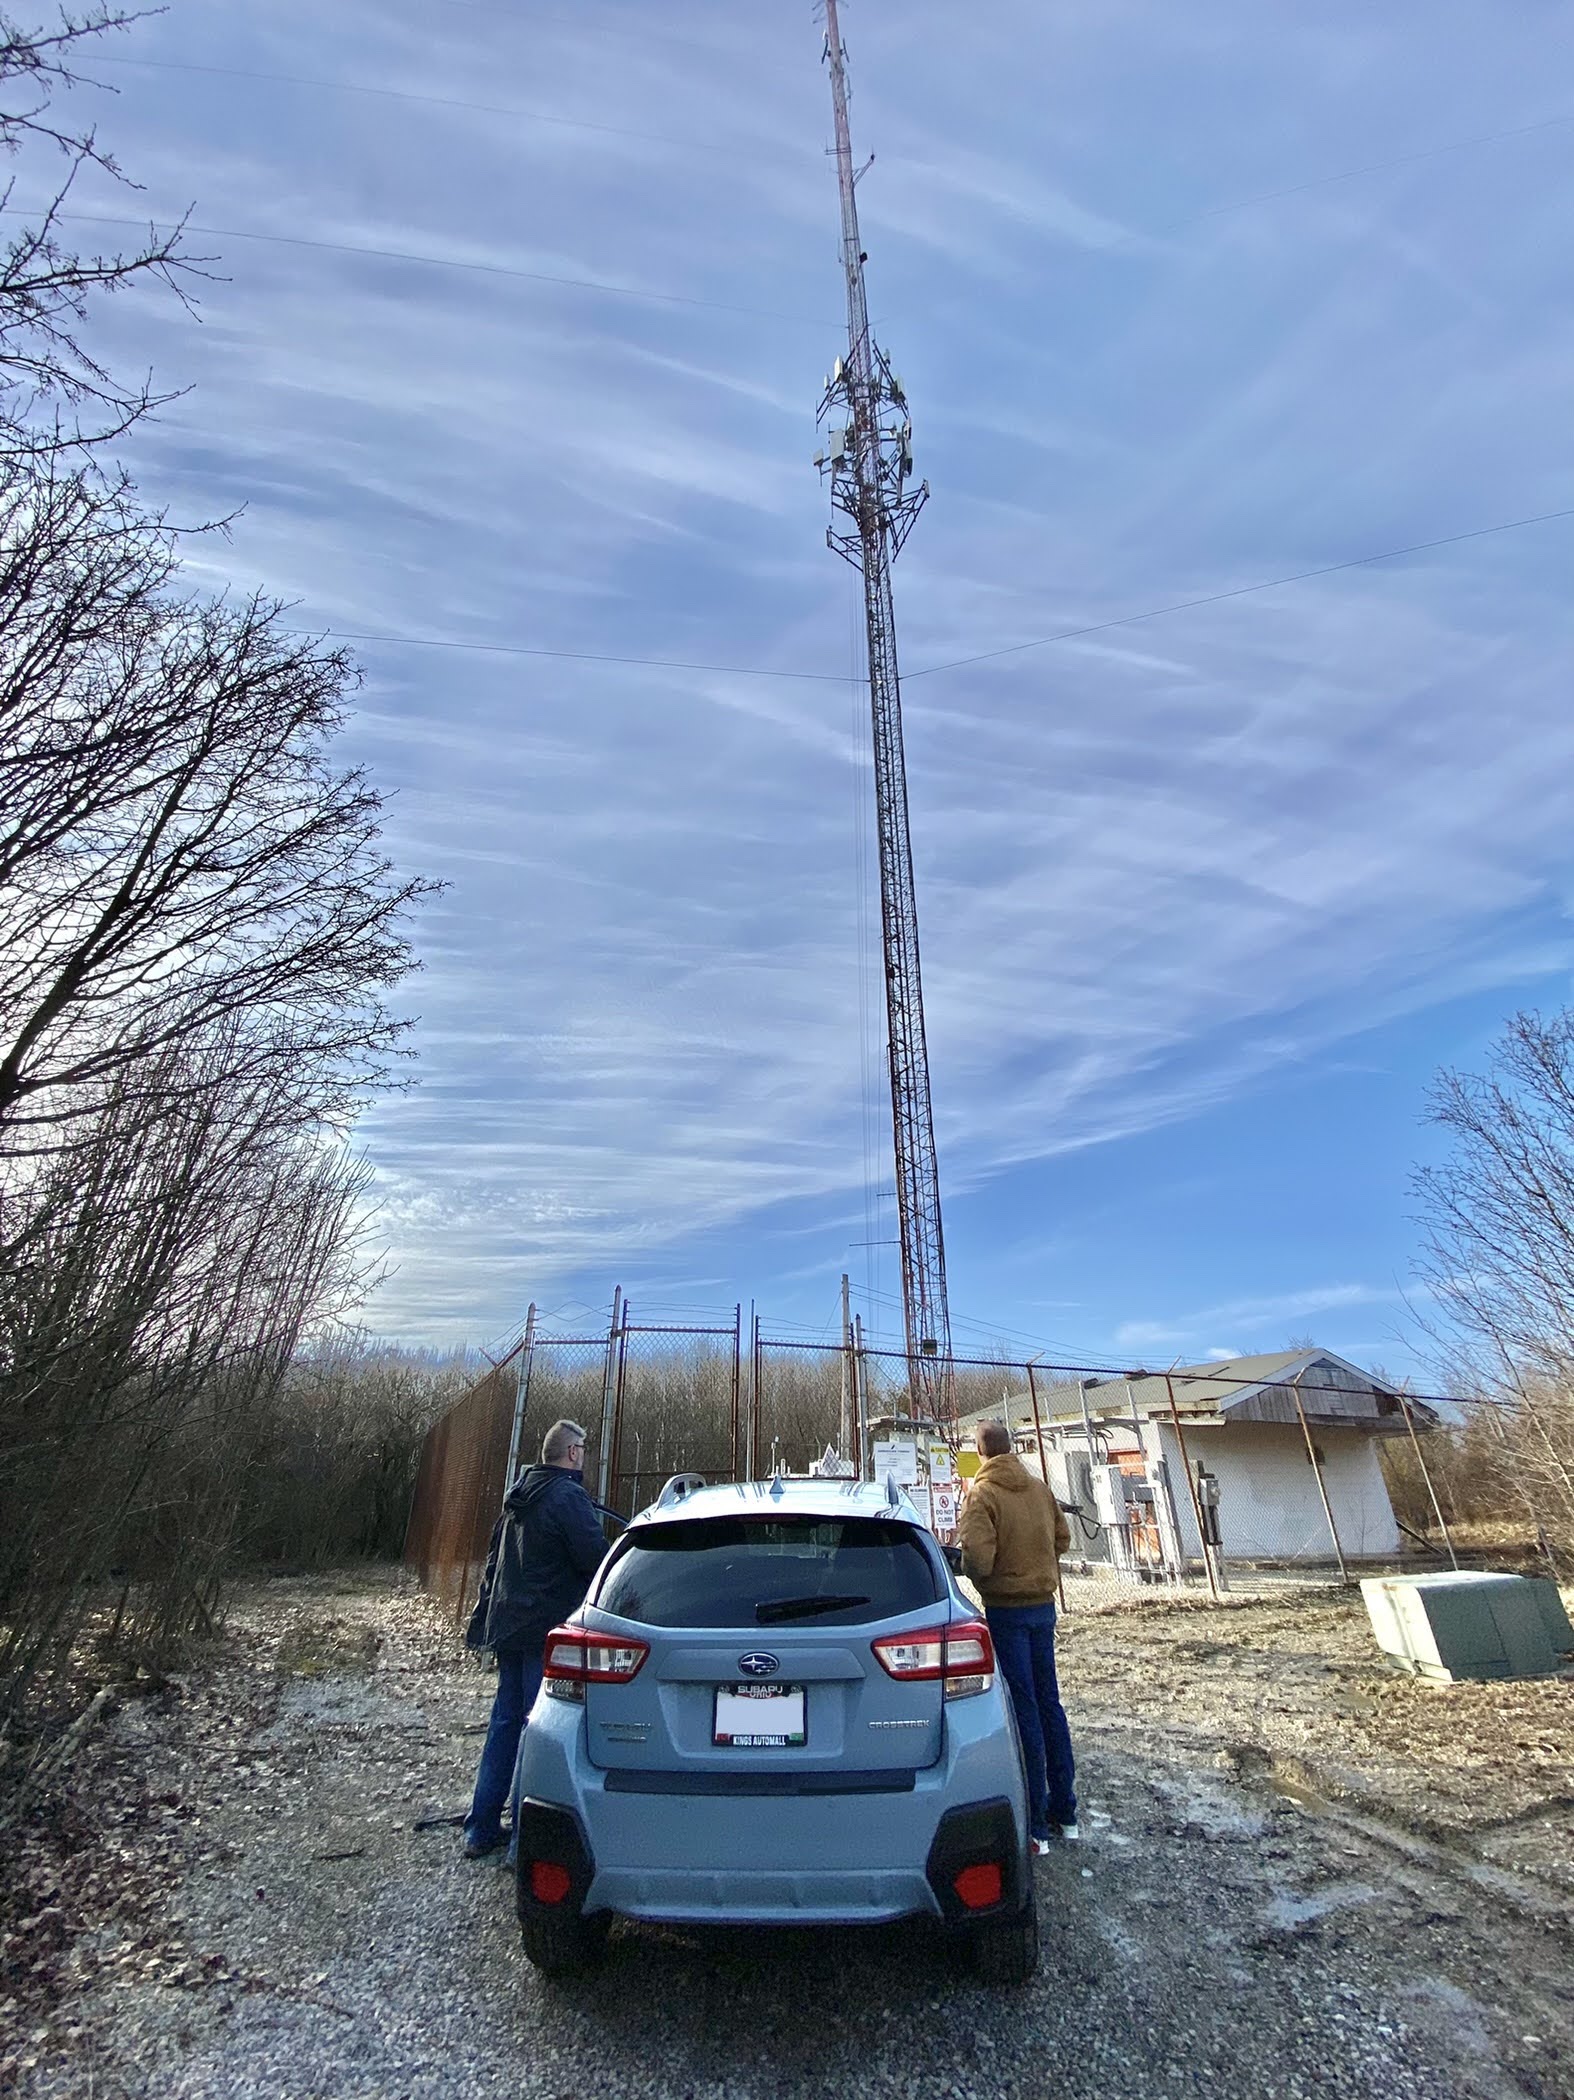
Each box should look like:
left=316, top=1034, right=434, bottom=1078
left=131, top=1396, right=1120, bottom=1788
left=465, top=1643, right=543, bottom=1844
left=986, top=1601, right=1077, bottom=1836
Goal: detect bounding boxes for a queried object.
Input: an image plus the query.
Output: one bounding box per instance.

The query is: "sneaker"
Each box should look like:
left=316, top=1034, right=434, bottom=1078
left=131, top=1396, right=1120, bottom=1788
left=1056, top=1821, right=1081, bottom=1843
left=1031, top=1836, right=1052, bottom=1857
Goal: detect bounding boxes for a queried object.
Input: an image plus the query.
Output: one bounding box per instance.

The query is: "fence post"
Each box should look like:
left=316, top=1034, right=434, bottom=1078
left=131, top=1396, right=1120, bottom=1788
left=1025, top=1361, right=1067, bottom=1610
left=854, top=1314, right=871, bottom=1479
left=1025, top=1361, right=1051, bottom=1488
left=730, top=1303, right=742, bottom=1481
left=607, top=1299, right=632, bottom=1512
left=596, top=1286, right=623, bottom=1505
left=504, top=1302, right=537, bottom=1491
left=839, top=1273, right=854, bottom=1460
left=745, top=1303, right=761, bottom=1480
left=1164, top=1372, right=1220, bottom=1602
left=1396, top=1388, right=1459, bottom=1570
left=1290, top=1367, right=1350, bottom=1584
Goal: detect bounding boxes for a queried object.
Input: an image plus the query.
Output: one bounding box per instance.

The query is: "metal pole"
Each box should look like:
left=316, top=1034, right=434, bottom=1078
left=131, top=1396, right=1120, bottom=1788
left=1396, top=1388, right=1459, bottom=1570
left=854, top=1314, right=871, bottom=1479
left=1075, top=1378, right=1100, bottom=1493
left=1164, top=1373, right=1220, bottom=1602
left=503, top=1302, right=537, bottom=1490
left=1290, top=1368, right=1350, bottom=1584
left=1025, top=1361, right=1066, bottom=1609
left=596, top=1285, right=622, bottom=1506
left=607, top=1300, right=632, bottom=1514
left=839, top=1272, right=853, bottom=1460
left=730, top=1303, right=742, bottom=1481
left=1196, top=1464, right=1230, bottom=1594
left=746, top=1303, right=761, bottom=1480
left=1025, top=1361, right=1051, bottom=1488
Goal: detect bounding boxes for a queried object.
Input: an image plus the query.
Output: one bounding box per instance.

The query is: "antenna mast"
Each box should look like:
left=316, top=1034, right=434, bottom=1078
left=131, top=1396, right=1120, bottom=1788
left=816, top=0, right=953, bottom=1420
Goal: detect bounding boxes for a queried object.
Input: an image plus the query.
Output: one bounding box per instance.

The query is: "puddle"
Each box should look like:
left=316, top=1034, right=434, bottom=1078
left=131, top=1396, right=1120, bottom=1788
left=1264, top=1881, right=1378, bottom=1928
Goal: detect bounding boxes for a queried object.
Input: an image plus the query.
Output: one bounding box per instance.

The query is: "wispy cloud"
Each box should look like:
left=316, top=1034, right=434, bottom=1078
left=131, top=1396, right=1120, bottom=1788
left=1114, top=1284, right=1396, bottom=1361
left=54, top=0, right=1574, bottom=1348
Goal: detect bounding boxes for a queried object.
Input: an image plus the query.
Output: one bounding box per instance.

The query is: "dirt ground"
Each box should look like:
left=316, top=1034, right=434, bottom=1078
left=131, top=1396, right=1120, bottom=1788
left=2, top=1568, right=1571, bottom=2100
left=1058, top=1587, right=1574, bottom=1892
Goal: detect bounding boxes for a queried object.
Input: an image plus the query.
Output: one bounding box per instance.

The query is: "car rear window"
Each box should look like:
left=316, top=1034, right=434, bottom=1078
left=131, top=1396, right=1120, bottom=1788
left=593, top=1516, right=939, bottom=1629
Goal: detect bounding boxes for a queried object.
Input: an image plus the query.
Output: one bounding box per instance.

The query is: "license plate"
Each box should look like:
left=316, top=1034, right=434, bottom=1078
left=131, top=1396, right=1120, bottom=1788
left=713, top=1683, right=806, bottom=1747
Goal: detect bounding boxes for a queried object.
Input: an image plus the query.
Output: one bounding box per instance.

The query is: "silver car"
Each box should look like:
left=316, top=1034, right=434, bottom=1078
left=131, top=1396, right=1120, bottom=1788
left=512, top=1473, right=1038, bottom=1984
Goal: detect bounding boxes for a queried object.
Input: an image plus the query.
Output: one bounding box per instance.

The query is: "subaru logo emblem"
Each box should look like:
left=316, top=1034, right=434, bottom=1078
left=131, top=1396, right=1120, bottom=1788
left=737, top=1652, right=780, bottom=1677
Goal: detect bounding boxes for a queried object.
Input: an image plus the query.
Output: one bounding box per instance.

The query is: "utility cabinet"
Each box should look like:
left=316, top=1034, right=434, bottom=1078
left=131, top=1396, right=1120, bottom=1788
left=1360, top=1571, right=1574, bottom=1683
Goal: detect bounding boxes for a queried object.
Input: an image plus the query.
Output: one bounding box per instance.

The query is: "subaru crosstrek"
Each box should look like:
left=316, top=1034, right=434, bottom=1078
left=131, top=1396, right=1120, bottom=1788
left=512, top=1473, right=1038, bottom=1984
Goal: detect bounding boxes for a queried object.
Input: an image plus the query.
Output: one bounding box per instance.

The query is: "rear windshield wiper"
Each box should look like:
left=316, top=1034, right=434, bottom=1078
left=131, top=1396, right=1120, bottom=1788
left=755, top=1593, right=872, bottom=1624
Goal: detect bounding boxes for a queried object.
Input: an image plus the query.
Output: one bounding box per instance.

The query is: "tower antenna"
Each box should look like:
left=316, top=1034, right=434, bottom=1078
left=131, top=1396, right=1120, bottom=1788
left=815, top=0, right=953, bottom=1422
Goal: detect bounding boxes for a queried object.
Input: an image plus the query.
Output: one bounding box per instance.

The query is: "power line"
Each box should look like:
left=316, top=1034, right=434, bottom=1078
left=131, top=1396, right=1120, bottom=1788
left=904, top=502, right=1574, bottom=680
left=1175, top=107, right=1574, bottom=231
left=34, top=208, right=829, bottom=328
left=315, top=630, right=847, bottom=683
left=298, top=500, right=1574, bottom=685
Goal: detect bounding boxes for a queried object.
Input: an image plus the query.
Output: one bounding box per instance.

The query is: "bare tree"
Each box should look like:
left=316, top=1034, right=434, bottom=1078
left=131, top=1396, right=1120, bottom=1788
left=1413, top=1010, right=1574, bottom=1555
left=0, top=1031, right=376, bottom=1706
left=0, top=458, right=438, bottom=1152
left=0, top=7, right=199, bottom=448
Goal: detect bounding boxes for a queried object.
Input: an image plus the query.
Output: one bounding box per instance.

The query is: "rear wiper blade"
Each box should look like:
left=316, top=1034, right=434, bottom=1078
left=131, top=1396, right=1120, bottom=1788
left=755, top=1594, right=871, bottom=1624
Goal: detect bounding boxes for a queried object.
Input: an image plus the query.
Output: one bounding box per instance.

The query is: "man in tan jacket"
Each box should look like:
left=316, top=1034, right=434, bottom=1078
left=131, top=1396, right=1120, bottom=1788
left=957, top=1421, right=1078, bottom=1849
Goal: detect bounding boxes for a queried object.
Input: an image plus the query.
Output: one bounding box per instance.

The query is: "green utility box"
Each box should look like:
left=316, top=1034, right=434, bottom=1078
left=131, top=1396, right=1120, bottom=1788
left=1359, top=1571, right=1574, bottom=1684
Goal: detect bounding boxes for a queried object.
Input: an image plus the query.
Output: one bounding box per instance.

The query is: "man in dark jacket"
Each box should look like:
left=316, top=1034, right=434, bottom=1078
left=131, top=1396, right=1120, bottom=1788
left=461, top=1418, right=609, bottom=1857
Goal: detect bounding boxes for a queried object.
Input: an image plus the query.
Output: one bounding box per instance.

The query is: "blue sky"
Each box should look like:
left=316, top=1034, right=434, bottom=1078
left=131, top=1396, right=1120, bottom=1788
left=46, top=0, right=1574, bottom=1373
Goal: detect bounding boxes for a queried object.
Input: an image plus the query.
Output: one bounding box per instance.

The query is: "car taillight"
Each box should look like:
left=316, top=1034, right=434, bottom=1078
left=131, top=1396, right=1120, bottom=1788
left=953, top=1861, right=1003, bottom=1910
left=541, top=1625, right=649, bottom=1702
left=871, top=1619, right=994, bottom=1700
left=529, top=1860, right=573, bottom=1905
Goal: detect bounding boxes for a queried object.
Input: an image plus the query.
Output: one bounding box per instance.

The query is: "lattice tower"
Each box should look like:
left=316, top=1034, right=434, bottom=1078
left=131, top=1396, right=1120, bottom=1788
left=815, top=0, right=953, bottom=1422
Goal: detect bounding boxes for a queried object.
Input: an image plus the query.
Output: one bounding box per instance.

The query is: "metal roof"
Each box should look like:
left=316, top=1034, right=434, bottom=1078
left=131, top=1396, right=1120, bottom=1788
left=957, top=1349, right=1429, bottom=1436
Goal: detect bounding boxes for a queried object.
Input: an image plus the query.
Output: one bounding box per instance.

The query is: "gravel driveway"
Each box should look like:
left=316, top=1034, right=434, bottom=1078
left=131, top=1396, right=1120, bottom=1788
left=4, top=1568, right=1571, bottom=2100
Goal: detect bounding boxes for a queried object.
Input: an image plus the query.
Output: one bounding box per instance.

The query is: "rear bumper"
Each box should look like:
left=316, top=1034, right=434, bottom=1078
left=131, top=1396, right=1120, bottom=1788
left=517, top=1691, right=1029, bottom=1928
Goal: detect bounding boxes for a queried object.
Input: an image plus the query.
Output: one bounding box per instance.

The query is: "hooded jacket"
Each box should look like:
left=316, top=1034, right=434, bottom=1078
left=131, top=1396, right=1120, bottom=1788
left=956, top=1451, right=1070, bottom=1610
left=465, top=1464, right=610, bottom=1655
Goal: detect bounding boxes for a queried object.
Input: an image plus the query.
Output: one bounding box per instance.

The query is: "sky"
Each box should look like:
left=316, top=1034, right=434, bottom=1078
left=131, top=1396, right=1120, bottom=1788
left=39, top=0, right=1574, bottom=1375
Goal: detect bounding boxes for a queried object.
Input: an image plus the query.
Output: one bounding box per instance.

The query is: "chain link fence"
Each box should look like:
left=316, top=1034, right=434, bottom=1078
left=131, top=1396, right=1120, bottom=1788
left=406, top=1308, right=1524, bottom=1624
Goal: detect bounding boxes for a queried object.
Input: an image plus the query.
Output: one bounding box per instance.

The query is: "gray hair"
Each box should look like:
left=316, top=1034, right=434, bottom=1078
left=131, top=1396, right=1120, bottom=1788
left=542, top=1419, right=588, bottom=1464
left=976, top=1420, right=1011, bottom=1458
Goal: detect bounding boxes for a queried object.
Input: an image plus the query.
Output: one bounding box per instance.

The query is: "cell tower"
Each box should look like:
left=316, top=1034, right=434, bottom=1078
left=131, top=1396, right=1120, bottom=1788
left=815, top=0, right=953, bottom=1420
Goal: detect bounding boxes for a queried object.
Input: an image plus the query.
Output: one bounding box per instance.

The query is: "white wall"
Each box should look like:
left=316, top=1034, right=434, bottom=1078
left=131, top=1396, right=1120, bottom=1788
left=1142, top=1421, right=1400, bottom=1563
